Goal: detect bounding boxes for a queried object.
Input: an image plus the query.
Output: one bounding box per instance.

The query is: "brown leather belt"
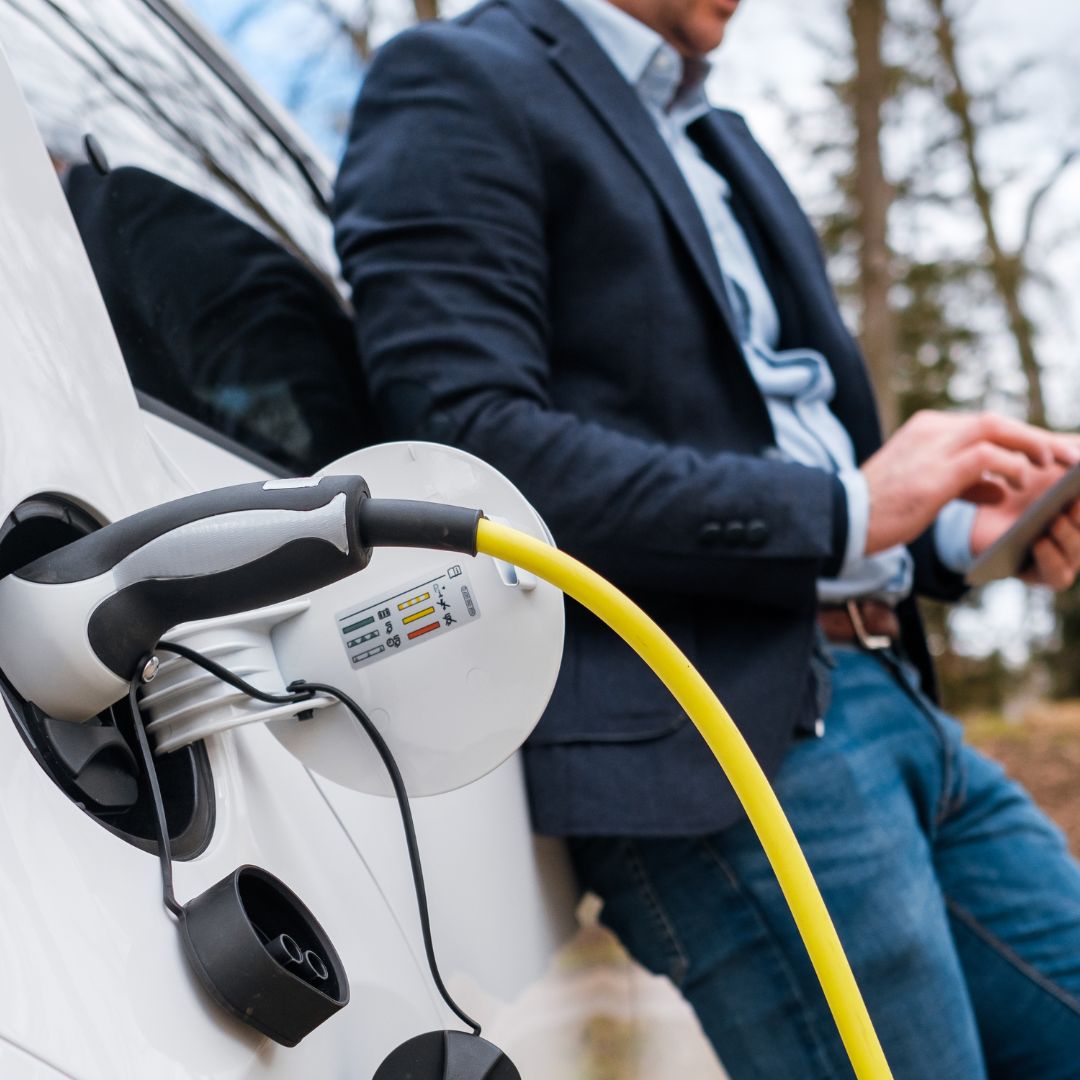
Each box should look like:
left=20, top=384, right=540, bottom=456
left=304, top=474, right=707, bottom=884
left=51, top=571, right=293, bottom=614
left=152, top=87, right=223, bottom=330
left=818, top=599, right=900, bottom=650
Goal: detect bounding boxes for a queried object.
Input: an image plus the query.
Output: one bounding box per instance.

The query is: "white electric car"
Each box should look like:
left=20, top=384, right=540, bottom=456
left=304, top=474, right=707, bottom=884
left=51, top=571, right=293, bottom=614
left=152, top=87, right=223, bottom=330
left=0, top=2, right=581, bottom=1075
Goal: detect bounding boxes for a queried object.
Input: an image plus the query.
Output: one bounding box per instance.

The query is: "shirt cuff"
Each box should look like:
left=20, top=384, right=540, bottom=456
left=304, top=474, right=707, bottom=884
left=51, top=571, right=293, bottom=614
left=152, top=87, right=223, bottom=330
left=837, top=469, right=869, bottom=573
left=934, top=499, right=978, bottom=575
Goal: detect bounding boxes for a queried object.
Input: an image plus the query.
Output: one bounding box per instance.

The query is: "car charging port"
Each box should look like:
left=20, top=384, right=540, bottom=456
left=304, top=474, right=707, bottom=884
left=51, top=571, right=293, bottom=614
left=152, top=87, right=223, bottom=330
left=0, top=493, right=215, bottom=859
left=0, top=493, right=102, bottom=578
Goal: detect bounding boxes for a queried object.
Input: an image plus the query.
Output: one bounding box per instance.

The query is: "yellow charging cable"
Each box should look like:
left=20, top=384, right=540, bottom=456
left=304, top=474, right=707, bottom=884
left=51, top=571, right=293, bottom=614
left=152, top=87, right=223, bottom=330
left=476, top=518, right=893, bottom=1080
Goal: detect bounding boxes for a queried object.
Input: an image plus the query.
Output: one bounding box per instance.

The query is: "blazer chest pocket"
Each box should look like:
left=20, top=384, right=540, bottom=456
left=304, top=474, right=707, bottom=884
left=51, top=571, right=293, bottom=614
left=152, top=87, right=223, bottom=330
left=528, top=608, right=696, bottom=746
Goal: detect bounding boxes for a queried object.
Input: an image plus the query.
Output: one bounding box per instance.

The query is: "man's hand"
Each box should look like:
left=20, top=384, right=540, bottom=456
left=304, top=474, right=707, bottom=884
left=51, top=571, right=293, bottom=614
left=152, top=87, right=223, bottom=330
left=1016, top=499, right=1080, bottom=590
left=1024, top=501, right=1080, bottom=589
left=861, top=411, right=1080, bottom=556
left=969, top=465, right=1080, bottom=590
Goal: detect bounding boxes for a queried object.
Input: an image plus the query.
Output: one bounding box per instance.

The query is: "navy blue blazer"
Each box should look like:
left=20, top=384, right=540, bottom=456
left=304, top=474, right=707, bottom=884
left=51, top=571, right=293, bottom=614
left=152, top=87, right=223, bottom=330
left=333, top=0, right=966, bottom=835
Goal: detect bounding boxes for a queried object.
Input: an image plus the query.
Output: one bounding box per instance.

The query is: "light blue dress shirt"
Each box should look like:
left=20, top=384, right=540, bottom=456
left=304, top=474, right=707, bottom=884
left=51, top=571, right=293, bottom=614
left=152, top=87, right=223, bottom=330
left=559, top=0, right=976, bottom=601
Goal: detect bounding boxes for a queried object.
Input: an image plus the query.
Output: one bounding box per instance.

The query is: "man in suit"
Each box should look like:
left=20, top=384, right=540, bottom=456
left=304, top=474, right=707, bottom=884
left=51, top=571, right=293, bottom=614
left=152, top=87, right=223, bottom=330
left=333, top=0, right=1080, bottom=1074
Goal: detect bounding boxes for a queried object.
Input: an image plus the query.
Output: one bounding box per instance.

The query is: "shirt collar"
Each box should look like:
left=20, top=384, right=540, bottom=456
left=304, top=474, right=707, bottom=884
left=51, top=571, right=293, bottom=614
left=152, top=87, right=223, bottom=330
left=560, top=0, right=712, bottom=119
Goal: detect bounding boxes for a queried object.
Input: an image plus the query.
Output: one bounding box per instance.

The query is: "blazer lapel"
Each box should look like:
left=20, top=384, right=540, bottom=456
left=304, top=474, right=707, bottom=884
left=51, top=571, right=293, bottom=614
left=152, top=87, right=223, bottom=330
left=693, top=110, right=883, bottom=447
left=503, top=0, right=739, bottom=335
left=691, top=111, right=834, bottom=317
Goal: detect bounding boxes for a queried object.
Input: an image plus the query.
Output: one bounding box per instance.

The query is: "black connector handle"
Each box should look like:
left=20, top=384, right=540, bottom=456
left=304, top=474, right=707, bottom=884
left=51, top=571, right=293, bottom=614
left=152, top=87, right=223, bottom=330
left=10, top=477, right=371, bottom=692
left=0, top=478, right=485, bottom=723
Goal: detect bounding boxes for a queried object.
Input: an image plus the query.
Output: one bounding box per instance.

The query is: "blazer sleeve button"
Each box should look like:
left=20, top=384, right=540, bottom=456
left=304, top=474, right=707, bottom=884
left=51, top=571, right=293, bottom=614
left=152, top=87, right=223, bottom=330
left=745, top=519, right=769, bottom=548
left=722, top=520, right=746, bottom=547
left=698, top=521, right=724, bottom=547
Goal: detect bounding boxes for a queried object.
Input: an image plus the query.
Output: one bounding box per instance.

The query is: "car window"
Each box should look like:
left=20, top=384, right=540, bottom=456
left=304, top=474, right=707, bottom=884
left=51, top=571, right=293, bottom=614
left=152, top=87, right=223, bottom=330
left=1, top=0, right=336, bottom=283
left=0, top=0, right=372, bottom=472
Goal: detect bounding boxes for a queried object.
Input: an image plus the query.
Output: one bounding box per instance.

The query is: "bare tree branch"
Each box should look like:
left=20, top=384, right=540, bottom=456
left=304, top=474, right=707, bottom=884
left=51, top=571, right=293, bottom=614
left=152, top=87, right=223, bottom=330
left=1020, top=148, right=1080, bottom=258
left=225, top=0, right=278, bottom=39
left=927, top=0, right=1048, bottom=426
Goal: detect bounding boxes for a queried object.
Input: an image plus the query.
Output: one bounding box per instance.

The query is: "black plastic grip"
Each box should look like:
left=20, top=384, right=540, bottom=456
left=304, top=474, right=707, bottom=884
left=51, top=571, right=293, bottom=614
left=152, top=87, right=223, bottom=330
left=357, top=499, right=483, bottom=556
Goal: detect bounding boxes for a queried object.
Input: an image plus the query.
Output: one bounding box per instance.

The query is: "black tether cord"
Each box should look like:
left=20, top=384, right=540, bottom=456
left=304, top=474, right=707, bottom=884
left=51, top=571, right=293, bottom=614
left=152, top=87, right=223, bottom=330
left=153, top=640, right=483, bottom=1037
left=155, top=639, right=315, bottom=706
left=127, top=663, right=185, bottom=919
left=287, top=678, right=483, bottom=1038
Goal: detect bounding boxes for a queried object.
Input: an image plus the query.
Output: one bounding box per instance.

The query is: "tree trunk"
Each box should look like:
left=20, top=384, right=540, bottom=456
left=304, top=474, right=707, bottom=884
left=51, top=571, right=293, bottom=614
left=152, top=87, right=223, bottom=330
left=413, top=0, right=439, bottom=21
left=848, top=0, right=900, bottom=433
left=928, top=0, right=1047, bottom=426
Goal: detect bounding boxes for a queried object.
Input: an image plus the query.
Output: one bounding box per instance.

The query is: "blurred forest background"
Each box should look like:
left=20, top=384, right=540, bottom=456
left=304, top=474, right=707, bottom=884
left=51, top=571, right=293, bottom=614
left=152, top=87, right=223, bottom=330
left=180, top=1, right=1079, bottom=1076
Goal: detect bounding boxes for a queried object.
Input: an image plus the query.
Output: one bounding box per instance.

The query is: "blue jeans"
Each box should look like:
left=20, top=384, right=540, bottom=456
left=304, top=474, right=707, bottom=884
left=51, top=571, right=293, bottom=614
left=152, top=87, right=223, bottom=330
left=569, top=648, right=1080, bottom=1079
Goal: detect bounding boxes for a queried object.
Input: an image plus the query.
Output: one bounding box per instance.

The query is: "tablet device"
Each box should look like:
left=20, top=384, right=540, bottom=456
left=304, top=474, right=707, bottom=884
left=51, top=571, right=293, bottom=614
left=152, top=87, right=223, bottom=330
left=966, top=464, right=1080, bottom=586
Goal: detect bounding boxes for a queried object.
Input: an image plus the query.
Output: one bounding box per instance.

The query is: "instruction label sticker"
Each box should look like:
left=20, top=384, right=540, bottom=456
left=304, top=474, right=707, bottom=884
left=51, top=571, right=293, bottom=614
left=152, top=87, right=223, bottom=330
left=335, top=564, right=481, bottom=669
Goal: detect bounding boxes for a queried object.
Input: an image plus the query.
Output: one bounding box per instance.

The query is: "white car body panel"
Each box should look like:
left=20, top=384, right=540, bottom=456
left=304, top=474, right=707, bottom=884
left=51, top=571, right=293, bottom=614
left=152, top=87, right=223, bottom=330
left=0, top=26, right=576, bottom=1079
left=0, top=47, right=187, bottom=527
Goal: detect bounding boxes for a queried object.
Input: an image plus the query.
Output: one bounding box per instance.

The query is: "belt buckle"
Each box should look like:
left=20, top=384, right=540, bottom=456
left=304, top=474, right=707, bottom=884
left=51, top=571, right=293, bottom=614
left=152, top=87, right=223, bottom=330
left=845, top=599, right=891, bottom=651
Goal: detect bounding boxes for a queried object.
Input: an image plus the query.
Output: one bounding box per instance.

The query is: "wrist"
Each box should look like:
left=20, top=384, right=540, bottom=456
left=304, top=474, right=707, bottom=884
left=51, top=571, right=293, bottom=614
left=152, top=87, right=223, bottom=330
left=934, top=500, right=978, bottom=575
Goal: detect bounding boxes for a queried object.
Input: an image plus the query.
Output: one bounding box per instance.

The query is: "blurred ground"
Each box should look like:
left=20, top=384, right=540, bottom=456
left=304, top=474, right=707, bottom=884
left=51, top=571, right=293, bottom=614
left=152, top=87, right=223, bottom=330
left=967, top=699, right=1080, bottom=856
left=506, top=902, right=729, bottom=1080
left=537, top=700, right=1080, bottom=1080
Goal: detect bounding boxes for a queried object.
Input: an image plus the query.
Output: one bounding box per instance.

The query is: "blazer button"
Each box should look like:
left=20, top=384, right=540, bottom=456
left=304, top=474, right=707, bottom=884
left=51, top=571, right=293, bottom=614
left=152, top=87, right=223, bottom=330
left=698, top=521, right=724, bottom=547
left=745, top=519, right=769, bottom=548
left=722, top=520, right=746, bottom=547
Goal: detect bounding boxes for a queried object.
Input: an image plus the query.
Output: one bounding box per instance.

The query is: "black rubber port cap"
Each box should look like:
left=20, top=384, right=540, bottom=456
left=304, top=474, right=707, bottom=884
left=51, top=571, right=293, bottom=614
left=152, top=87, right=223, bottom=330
left=180, top=865, right=349, bottom=1046
left=374, top=1030, right=520, bottom=1080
